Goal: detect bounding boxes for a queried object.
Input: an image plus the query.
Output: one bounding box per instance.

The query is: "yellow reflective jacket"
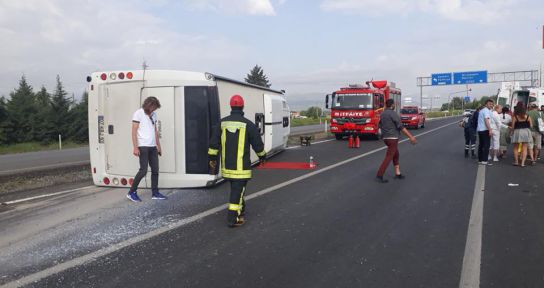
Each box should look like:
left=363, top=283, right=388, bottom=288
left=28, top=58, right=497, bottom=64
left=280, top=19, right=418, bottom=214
left=208, top=109, right=266, bottom=179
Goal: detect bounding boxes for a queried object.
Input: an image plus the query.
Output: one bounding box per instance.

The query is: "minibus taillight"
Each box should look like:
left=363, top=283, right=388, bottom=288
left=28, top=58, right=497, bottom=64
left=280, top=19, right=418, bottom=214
left=127, top=72, right=133, bottom=79
left=103, top=177, right=110, bottom=185
left=100, top=73, right=107, bottom=81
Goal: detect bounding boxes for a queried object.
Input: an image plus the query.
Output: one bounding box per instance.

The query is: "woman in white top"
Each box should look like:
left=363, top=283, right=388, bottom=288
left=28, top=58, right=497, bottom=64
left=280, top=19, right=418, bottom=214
left=499, top=106, right=512, bottom=158
left=489, top=105, right=503, bottom=161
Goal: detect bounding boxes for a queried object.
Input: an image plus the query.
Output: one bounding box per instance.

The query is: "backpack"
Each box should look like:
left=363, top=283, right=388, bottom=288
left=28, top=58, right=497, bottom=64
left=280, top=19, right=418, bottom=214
left=469, top=111, right=479, bottom=130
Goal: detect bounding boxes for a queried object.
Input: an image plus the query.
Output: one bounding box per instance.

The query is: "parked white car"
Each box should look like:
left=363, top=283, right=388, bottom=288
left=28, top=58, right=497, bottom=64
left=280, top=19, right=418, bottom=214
left=463, top=109, right=475, bottom=116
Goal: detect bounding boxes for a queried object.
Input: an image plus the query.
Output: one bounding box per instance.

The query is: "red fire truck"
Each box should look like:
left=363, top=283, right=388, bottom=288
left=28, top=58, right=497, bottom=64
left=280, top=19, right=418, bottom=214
left=325, top=80, right=401, bottom=140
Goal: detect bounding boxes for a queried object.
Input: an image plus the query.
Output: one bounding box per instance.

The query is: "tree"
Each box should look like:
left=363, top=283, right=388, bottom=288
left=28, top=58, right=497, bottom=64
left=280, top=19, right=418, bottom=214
left=50, top=75, right=73, bottom=141
left=68, top=91, right=89, bottom=143
left=0, top=97, right=7, bottom=144
left=0, top=97, right=6, bottom=123
left=306, top=106, right=322, bottom=119
left=32, top=86, right=56, bottom=144
left=245, top=65, right=271, bottom=88
left=451, top=97, right=463, bottom=110
left=3, top=75, right=36, bottom=143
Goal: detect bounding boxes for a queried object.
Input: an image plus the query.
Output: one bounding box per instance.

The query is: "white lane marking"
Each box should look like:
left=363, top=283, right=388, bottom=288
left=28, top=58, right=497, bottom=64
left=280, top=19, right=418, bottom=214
left=286, top=139, right=336, bottom=150
left=427, top=115, right=462, bottom=122
left=1, top=121, right=459, bottom=288
left=2, top=186, right=95, bottom=205
left=0, top=160, right=90, bottom=175
left=458, top=164, right=485, bottom=288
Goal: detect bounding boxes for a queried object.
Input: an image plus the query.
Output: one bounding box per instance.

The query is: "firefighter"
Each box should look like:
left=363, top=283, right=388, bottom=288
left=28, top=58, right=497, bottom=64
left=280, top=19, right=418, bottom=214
left=208, top=95, right=267, bottom=228
left=461, top=109, right=478, bottom=158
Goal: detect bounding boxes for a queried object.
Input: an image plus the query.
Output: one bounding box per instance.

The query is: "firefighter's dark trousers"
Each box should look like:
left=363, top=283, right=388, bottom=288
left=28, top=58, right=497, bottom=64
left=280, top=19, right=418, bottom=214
left=227, top=179, right=248, bottom=225
left=464, top=128, right=476, bottom=153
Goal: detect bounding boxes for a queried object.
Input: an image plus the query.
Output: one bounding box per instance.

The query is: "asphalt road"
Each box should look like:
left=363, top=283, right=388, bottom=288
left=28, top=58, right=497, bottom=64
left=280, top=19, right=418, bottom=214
left=1, top=116, right=543, bottom=287
left=0, top=147, right=89, bottom=175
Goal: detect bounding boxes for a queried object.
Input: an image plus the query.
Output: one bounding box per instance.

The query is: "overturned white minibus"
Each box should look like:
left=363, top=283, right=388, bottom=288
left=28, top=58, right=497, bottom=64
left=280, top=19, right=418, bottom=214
left=87, top=70, right=290, bottom=188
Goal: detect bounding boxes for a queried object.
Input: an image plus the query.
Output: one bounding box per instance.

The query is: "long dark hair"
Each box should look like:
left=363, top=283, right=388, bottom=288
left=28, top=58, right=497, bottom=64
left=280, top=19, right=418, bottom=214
left=514, top=105, right=526, bottom=118
left=142, top=96, right=161, bottom=115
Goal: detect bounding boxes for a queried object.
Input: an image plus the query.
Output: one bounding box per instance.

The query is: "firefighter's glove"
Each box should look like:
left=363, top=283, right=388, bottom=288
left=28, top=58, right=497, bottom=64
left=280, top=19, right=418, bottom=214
left=208, top=160, right=217, bottom=175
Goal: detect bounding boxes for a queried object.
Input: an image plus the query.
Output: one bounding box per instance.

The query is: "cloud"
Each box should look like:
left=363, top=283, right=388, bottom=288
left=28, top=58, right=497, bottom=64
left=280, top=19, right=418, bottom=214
left=0, top=0, right=249, bottom=97
left=320, top=0, right=413, bottom=16
left=320, top=0, right=518, bottom=24
left=183, top=0, right=276, bottom=15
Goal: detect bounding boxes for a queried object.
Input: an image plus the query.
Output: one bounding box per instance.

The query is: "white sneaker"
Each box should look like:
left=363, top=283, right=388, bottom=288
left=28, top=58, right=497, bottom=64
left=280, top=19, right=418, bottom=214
left=493, top=157, right=499, bottom=162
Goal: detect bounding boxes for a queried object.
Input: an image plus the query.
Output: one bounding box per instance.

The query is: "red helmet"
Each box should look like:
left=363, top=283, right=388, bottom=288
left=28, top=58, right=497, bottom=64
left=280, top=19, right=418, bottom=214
left=230, top=94, right=244, bottom=107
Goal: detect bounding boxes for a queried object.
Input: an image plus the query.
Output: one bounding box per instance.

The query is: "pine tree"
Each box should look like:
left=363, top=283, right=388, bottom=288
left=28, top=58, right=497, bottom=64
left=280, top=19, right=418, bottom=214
left=0, top=97, right=6, bottom=123
left=0, top=97, right=7, bottom=144
left=4, top=75, right=36, bottom=143
left=50, top=75, right=72, bottom=141
left=33, top=86, right=56, bottom=144
left=245, top=65, right=271, bottom=88
left=68, top=91, right=89, bottom=143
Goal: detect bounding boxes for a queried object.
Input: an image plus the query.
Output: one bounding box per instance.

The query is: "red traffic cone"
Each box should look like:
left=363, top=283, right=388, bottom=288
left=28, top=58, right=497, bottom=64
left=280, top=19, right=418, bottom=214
left=348, top=135, right=353, bottom=148
left=355, top=135, right=360, bottom=148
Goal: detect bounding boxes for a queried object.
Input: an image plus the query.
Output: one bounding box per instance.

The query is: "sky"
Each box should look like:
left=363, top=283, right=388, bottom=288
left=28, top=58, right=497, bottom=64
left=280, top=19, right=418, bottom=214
left=0, top=0, right=543, bottom=110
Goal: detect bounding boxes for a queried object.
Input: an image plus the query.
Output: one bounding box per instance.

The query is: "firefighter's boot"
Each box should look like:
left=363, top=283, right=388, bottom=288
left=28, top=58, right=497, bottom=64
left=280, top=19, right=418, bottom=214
left=227, top=180, right=247, bottom=228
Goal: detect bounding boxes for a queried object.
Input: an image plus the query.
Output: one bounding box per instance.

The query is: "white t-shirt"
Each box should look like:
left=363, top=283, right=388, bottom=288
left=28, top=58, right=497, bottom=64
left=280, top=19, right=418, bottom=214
left=132, top=108, right=157, bottom=147
left=491, top=110, right=502, bottom=131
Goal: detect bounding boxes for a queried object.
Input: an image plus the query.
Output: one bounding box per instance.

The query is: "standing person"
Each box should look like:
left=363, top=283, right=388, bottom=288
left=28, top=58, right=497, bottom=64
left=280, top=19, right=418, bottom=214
left=540, top=105, right=544, bottom=151
left=127, top=97, right=167, bottom=202
left=527, top=104, right=542, bottom=164
left=375, top=99, right=417, bottom=183
left=460, top=111, right=476, bottom=158
left=511, top=105, right=533, bottom=167
left=208, top=95, right=267, bottom=228
left=489, top=104, right=502, bottom=162
left=477, top=99, right=494, bottom=165
left=499, top=106, right=512, bottom=158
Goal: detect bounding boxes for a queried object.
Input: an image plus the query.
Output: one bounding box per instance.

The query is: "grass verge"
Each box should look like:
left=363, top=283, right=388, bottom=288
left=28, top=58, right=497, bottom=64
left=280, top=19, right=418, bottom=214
left=0, top=142, right=88, bottom=155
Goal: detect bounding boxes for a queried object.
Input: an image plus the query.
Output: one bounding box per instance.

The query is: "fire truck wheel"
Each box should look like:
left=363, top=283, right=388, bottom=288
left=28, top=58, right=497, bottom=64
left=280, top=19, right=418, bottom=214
left=335, top=134, right=343, bottom=140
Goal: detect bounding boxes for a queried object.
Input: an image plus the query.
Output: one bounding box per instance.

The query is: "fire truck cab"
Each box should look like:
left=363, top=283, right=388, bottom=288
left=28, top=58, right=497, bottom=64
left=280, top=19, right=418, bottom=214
left=325, top=80, right=401, bottom=140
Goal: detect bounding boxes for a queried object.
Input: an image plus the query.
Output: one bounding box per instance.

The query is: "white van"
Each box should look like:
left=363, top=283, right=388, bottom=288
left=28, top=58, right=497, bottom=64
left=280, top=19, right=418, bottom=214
left=87, top=70, right=290, bottom=188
